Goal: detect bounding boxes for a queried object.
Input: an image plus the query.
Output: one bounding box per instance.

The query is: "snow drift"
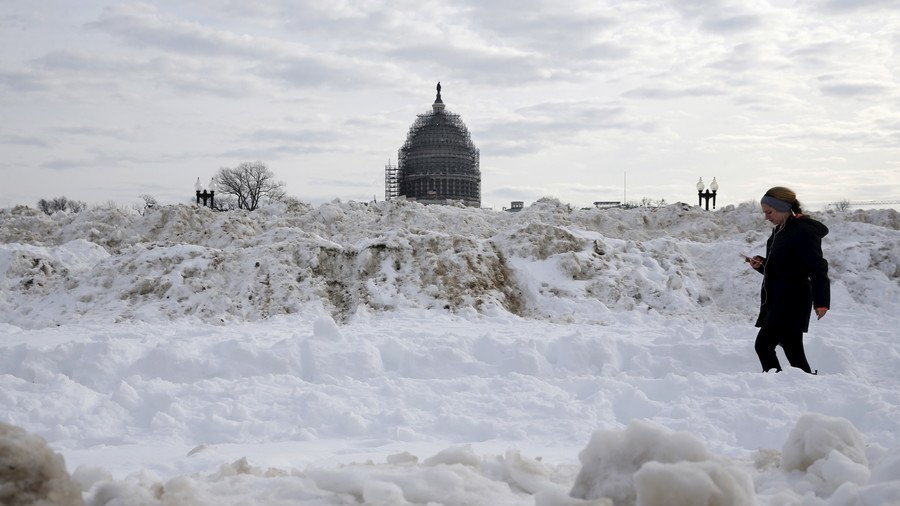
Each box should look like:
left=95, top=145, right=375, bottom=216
left=1, top=199, right=896, bottom=328
left=5, top=414, right=899, bottom=506
left=1, top=199, right=899, bottom=506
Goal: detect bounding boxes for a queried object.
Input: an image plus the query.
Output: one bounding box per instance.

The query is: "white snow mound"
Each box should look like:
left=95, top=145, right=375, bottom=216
left=569, top=419, right=712, bottom=504
left=782, top=412, right=868, bottom=472
left=0, top=423, right=84, bottom=506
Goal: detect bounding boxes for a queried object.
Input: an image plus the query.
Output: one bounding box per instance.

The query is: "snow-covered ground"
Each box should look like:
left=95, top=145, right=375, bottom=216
left=1, top=199, right=898, bottom=505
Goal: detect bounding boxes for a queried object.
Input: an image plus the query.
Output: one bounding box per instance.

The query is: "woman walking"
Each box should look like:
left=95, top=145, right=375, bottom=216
left=745, top=187, right=830, bottom=373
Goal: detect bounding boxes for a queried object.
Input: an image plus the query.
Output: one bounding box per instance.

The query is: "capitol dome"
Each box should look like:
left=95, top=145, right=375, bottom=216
left=388, top=83, right=481, bottom=207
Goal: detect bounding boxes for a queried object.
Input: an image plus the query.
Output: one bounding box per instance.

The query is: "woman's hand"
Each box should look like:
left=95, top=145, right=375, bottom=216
left=745, top=255, right=763, bottom=269
left=815, top=308, right=828, bottom=320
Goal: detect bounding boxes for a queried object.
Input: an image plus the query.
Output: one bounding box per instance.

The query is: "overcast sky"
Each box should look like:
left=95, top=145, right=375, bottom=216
left=2, top=0, right=899, bottom=211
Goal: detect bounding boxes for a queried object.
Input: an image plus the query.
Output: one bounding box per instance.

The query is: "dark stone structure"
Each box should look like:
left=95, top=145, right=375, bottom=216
left=389, top=83, right=481, bottom=207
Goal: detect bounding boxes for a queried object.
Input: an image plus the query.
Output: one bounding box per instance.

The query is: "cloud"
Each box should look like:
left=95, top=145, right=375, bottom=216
left=476, top=100, right=657, bottom=157
left=707, top=43, right=764, bottom=73
left=36, top=146, right=199, bottom=173
left=53, top=125, right=137, bottom=141
left=817, top=81, right=891, bottom=97
left=485, top=184, right=554, bottom=202
left=2, top=1, right=898, bottom=209
left=0, top=134, right=50, bottom=147
left=622, top=85, right=727, bottom=99
left=87, top=3, right=261, bottom=58
left=0, top=48, right=259, bottom=101
left=464, top=4, right=618, bottom=50
left=32, top=50, right=145, bottom=74
left=553, top=182, right=624, bottom=196
left=87, top=3, right=400, bottom=92
left=41, top=159, right=91, bottom=171
left=449, top=3, right=628, bottom=80
left=260, top=57, right=387, bottom=90
left=700, top=14, right=764, bottom=33
left=579, top=42, right=632, bottom=61
left=816, top=0, right=900, bottom=12
left=306, top=176, right=374, bottom=190
left=206, top=0, right=628, bottom=87
left=218, top=144, right=331, bottom=159
left=248, top=128, right=341, bottom=144
left=227, top=119, right=405, bottom=160
left=669, top=0, right=728, bottom=18
left=16, top=50, right=265, bottom=101
left=343, top=116, right=401, bottom=130
left=479, top=139, right=544, bottom=158
left=513, top=102, right=635, bottom=128
left=703, top=117, right=899, bottom=152
left=387, top=43, right=542, bottom=85
left=787, top=41, right=845, bottom=66
left=0, top=70, right=48, bottom=94
left=814, top=72, right=893, bottom=98
left=730, top=92, right=807, bottom=112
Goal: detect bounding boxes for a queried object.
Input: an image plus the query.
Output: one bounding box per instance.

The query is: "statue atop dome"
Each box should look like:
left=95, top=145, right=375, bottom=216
left=434, top=81, right=443, bottom=107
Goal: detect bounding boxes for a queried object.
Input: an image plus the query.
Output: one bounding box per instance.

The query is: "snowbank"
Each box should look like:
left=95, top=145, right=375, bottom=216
left=567, top=419, right=752, bottom=505
left=2, top=200, right=896, bottom=328
left=5, top=414, right=894, bottom=506
left=2, top=199, right=899, bottom=506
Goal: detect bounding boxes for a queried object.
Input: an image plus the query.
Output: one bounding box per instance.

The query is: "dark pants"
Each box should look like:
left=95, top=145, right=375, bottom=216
left=755, top=327, right=812, bottom=373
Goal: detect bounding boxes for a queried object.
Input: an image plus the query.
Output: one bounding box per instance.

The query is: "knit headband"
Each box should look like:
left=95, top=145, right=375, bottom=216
left=760, top=195, right=792, bottom=212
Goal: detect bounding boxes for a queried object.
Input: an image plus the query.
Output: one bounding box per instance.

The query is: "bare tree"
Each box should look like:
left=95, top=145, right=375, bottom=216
left=134, top=194, right=159, bottom=215
left=139, top=194, right=159, bottom=209
left=211, top=195, right=238, bottom=211
left=825, top=199, right=852, bottom=212
left=212, top=161, right=285, bottom=211
left=638, top=197, right=668, bottom=210
left=37, top=196, right=87, bottom=215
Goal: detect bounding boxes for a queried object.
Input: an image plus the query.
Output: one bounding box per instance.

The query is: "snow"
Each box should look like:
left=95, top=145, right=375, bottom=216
left=1, top=198, right=899, bottom=505
left=0, top=422, right=83, bottom=506
left=569, top=420, right=713, bottom=503
left=782, top=413, right=868, bottom=473
left=633, top=460, right=755, bottom=506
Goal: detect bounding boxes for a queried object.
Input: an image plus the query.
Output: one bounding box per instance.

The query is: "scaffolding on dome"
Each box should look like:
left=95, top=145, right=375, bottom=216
left=384, top=160, right=399, bottom=201
left=395, top=105, right=481, bottom=207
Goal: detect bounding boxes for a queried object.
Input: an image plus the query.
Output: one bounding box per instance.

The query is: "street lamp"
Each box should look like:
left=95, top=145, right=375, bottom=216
left=697, top=177, right=718, bottom=210
left=195, top=177, right=216, bottom=209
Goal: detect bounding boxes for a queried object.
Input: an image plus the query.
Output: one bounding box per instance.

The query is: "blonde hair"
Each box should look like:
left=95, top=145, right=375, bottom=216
left=764, top=186, right=803, bottom=214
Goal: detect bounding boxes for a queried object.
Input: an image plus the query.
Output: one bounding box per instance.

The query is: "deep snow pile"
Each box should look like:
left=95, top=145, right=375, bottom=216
left=1, top=199, right=896, bottom=327
left=1, top=199, right=899, bottom=505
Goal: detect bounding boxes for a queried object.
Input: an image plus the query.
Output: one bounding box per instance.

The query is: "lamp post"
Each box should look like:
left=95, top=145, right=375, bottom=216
left=195, top=178, right=203, bottom=205
left=195, top=177, right=216, bottom=208
left=696, top=177, right=718, bottom=210
left=207, top=178, right=217, bottom=209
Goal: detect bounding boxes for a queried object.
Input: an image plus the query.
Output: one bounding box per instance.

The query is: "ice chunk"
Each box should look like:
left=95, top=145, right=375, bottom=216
left=782, top=413, right=867, bottom=472
left=634, top=460, right=755, bottom=506
left=312, top=314, right=343, bottom=341
left=424, top=444, right=481, bottom=467
left=71, top=464, right=113, bottom=492
left=0, top=423, right=84, bottom=506
left=569, top=419, right=711, bottom=504
left=806, top=449, right=871, bottom=495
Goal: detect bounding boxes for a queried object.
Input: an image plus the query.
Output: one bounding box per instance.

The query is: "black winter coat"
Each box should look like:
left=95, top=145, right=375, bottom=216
left=754, top=215, right=830, bottom=333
